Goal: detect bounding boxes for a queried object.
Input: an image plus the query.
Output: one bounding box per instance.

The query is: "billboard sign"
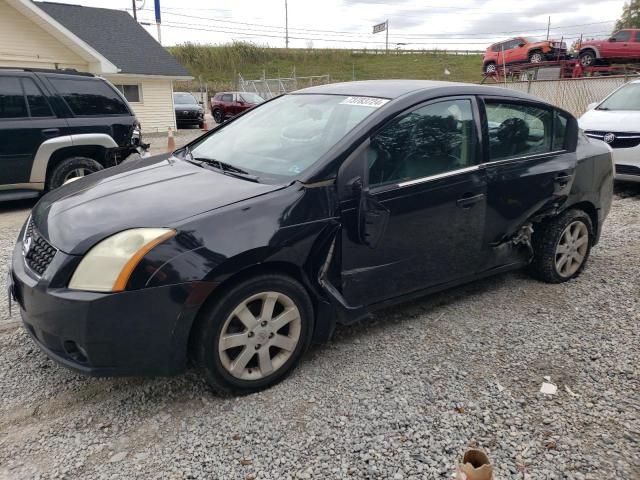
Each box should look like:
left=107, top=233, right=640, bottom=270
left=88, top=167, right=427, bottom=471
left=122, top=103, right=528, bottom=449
left=372, top=22, right=387, bottom=34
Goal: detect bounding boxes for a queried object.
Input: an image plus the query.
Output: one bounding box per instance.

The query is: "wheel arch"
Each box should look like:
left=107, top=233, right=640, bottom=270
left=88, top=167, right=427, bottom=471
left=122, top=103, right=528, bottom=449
left=579, top=46, right=600, bottom=58
left=30, top=134, right=118, bottom=184
left=566, top=200, right=599, bottom=241
left=186, top=260, right=327, bottom=365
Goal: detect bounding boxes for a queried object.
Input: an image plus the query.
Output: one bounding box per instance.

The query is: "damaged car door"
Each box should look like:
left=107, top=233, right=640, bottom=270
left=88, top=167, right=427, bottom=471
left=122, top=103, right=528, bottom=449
left=339, top=97, right=488, bottom=306
left=480, top=99, right=578, bottom=269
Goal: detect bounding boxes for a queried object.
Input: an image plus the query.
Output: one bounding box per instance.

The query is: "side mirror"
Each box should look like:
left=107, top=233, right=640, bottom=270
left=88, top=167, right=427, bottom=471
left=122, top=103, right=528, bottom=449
left=198, top=101, right=203, bottom=106
left=609, top=37, right=617, bottom=42
left=518, top=42, right=526, bottom=47
left=352, top=177, right=390, bottom=248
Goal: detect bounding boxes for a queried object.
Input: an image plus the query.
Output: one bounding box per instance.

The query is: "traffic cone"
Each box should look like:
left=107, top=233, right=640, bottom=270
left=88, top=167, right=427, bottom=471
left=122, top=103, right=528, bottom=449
left=167, top=127, right=176, bottom=152
left=456, top=449, right=493, bottom=480
left=201, top=118, right=209, bottom=132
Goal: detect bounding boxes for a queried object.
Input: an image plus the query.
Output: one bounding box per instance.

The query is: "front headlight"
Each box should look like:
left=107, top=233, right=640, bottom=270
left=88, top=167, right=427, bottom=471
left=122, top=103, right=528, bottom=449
left=69, top=228, right=176, bottom=292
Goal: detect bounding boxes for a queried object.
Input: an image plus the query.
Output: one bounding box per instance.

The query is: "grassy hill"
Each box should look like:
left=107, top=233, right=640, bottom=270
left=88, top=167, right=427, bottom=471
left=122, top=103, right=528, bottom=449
left=168, top=42, right=484, bottom=92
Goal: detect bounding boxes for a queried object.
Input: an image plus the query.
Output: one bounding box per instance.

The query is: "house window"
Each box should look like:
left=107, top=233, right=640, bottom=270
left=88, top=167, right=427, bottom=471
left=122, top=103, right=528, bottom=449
left=114, top=84, right=141, bottom=103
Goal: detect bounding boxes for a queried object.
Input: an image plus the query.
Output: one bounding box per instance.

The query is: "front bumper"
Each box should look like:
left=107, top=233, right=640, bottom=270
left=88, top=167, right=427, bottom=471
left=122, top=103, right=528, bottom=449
left=175, top=111, right=204, bottom=124
left=611, top=146, right=640, bottom=183
left=9, top=241, right=214, bottom=377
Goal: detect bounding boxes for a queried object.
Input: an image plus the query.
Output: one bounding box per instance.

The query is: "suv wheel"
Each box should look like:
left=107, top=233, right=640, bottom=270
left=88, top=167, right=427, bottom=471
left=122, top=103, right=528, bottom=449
left=212, top=109, right=224, bottom=124
left=48, top=157, right=104, bottom=191
left=529, top=51, right=544, bottom=63
left=580, top=50, right=596, bottom=67
left=484, top=62, right=497, bottom=74
left=195, top=274, right=314, bottom=394
left=529, top=209, right=593, bottom=283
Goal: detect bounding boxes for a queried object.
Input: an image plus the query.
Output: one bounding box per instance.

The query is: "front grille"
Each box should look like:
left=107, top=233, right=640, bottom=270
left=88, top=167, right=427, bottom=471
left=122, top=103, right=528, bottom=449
left=616, top=164, right=640, bottom=176
left=585, top=130, right=640, bottom=149
left=24, top=220, right=57, bottom=276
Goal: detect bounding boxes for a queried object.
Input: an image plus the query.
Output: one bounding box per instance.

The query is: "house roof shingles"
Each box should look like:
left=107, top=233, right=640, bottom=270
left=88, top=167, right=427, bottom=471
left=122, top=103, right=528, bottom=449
left=35, top=1, right=190, bottom=77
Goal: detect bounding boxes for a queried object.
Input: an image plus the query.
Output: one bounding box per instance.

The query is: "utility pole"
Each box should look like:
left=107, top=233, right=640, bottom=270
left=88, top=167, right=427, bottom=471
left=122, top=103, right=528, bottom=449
left=285, top=0, right=289, bottom=49
left=154, top=0, right=162, bottom=45
left=131, top=0, right=137, bottom=21
left=546, top=16, right=551, bottom=40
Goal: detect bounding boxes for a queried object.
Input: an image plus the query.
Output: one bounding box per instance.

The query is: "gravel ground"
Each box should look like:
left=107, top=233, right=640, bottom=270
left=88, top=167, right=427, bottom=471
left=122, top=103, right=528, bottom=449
left=0, top=185, right=638, bottom=479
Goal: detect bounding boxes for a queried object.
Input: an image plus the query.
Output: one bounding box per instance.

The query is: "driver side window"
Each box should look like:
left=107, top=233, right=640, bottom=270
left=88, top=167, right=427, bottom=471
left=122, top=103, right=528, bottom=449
left=368, top=99, right=476, bottom=187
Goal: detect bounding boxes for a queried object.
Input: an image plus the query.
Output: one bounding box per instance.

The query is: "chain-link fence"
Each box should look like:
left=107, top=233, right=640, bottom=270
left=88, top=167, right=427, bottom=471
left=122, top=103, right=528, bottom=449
left=497, top=76, right=634, bottom=117
left=238, top=73, right=332, bottom=100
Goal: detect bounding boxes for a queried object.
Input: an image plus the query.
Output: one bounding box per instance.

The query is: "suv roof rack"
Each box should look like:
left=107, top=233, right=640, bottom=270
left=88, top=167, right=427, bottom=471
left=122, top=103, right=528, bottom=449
left=0, top=67, right=94, bottom=77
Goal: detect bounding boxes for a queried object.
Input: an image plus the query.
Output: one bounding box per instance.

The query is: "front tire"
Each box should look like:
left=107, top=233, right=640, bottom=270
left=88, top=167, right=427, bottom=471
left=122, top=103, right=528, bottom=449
left=529, top=209, right=593, bottom=283
left=484, top=62, right=497, bottom=74
left=47, top=156, right=104, bottom=191
left=580, top=50, right=596, bottom=67
left=195, top=274, right=314, bottom=394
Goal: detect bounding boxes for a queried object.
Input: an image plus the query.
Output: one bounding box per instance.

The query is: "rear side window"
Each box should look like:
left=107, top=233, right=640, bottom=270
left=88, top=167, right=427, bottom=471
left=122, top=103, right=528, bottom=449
left=23, top=78, right=53, bottom=117
left=0, top=77, right=28, bottom=118
left=485, top=101, right=553, bottom=161
left=221, top=94, right=233, bottom=102
left=49, top=77, right=129, bottom=116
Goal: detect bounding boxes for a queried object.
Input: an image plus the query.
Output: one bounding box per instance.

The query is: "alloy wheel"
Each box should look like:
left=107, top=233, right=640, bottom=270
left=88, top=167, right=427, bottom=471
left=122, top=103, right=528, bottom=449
left=530, top=52, right=544, bottom=63
left=554, top=220, right=589, bottom=278
left=485, top=63, right=496, bottom=73
left=63, top=168, right=91, bottom=183
left=218, top=291, right=302, bottom=381
left=580, top=53, right=594, bottom=66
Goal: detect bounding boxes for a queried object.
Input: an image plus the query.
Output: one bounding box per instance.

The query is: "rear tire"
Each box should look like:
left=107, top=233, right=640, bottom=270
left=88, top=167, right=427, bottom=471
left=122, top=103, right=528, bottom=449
left=529, top=209, right=593, bottom=283
left=195, top=274, right=314, bottom=395
left=47, top=156, right=104, bottom=191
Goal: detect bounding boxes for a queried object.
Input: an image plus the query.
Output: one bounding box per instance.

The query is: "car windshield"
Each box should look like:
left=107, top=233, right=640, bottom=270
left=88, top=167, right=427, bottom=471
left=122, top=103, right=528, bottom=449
left=174, top=93, right=198, bottom=105
left=239, top=92, right=264, bottom=104
left=598, top=83, right=640, bottom=110
left=189, top=94, right=386, bottom=183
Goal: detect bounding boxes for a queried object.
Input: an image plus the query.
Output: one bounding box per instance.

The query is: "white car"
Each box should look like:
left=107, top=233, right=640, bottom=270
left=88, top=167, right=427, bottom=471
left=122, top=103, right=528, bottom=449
left=579, top=80, right=640, bottom=183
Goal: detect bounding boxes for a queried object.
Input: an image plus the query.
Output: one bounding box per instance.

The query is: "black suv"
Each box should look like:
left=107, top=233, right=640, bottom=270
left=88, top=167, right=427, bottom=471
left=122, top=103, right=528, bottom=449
left=0, top=68, right=147, bottom=200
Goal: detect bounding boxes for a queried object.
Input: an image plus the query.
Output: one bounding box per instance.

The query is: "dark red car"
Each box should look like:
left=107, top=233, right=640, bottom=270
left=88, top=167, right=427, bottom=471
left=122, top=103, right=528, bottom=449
left=210, top=91, right=265, bottom=124
left=579, top=29, right=640, bottom=66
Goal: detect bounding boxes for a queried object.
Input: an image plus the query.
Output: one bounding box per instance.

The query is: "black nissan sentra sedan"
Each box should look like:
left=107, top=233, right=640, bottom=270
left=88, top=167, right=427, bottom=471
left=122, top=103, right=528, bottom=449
left=9, top=80, right=613, bottom=394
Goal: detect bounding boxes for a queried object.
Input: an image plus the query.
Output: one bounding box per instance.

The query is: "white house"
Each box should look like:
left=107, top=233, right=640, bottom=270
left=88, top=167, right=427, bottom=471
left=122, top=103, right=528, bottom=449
left=0, top=0, right=192, bottom=132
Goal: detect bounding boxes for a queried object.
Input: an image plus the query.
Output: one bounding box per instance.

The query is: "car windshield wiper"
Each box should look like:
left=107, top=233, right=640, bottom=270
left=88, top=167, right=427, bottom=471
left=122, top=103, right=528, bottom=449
left=596, top=106, right=610, bottom=110
left=192, top=155, right=260, bottom=182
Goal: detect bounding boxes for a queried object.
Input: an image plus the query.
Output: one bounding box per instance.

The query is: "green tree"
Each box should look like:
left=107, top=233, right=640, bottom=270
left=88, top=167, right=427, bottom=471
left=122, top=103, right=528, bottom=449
left=616, top=0, right=640, bottom=29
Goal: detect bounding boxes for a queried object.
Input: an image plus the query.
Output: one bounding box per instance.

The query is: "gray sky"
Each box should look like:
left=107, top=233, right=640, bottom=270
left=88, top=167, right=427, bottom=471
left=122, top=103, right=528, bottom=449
left=39, top=0, right=626, bottom=50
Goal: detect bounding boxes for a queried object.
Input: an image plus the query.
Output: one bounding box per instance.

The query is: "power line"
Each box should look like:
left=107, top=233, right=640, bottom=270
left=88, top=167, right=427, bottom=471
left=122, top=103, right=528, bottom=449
left=159, top=20, right=597, bottom=45
left=135, top=8, right=616, bottom=38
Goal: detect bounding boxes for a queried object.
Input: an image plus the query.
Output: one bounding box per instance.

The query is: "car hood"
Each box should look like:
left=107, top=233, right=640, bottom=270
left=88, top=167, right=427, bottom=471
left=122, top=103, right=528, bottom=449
left=579, top=108, right=640, bottom=132
left=175, top=104, right=202, bottom=111
left=32, top=155, right=285, bottom=255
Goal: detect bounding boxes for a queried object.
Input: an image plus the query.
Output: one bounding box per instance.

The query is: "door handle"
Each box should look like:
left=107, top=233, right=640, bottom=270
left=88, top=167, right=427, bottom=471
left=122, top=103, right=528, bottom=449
left=456, top=193, right=485, bottom=209
left=42, top=128, right=60, bottom=138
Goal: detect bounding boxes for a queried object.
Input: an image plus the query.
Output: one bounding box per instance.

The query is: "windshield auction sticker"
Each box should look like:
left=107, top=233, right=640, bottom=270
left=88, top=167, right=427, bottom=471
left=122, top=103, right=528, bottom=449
left=340, top=96, right=390, bottom=108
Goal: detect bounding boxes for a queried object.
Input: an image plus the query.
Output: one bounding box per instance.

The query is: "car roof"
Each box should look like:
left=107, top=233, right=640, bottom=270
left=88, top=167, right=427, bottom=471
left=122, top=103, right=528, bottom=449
left=293, top=79, right=544, bottom=103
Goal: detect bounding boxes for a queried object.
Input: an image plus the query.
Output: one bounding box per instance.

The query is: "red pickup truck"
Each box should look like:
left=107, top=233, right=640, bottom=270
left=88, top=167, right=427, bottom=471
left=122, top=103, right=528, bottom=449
left=579, top=29, right=640, bottom=66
